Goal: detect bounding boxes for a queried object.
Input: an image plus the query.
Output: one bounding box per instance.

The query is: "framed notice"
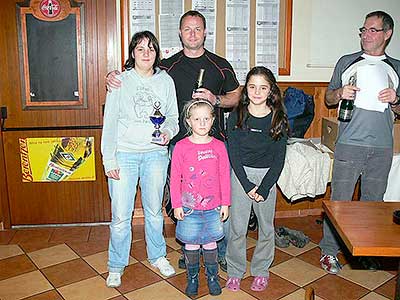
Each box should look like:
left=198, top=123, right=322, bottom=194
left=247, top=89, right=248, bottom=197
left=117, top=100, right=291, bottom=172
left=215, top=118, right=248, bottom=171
left=17, top=0, right=86, bottom=109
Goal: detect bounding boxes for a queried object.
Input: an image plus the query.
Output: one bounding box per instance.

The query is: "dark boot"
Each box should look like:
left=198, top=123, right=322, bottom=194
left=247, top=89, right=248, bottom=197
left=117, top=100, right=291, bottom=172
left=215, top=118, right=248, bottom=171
left=205, top=262, right=221, bottom=295
left=203, top=248, right=222, bottom=296
left=184, top=249, right=200, bottom=296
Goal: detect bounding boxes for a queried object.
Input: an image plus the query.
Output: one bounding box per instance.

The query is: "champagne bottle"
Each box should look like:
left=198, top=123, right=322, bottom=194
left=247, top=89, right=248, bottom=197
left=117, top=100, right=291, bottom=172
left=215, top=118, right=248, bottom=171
left=338, top=75, right=356, bottom=122
left=193, top=69, right=205, bottom=94
left=48, top=0, right=53, bottom=14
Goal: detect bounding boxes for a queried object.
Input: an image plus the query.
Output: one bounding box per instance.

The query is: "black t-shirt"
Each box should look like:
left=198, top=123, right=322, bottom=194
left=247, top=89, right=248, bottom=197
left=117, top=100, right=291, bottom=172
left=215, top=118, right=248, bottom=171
left=227, top=111, right=287, bottom=198
left=160, top=49, right=240, bottom=144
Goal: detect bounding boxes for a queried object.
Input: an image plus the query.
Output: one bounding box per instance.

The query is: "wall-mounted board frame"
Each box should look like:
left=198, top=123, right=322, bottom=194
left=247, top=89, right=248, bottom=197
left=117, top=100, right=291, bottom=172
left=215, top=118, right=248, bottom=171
left=16, top=0, right=86, bottom=109
left=278, top=0, right=292, bottom=75
left=120, top=0, right=292, bottom=76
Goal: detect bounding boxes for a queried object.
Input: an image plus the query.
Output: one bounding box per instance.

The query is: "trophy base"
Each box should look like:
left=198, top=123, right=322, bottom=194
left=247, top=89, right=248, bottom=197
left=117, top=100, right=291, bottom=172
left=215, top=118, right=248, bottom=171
left=151, top=136, right=164, bottom=144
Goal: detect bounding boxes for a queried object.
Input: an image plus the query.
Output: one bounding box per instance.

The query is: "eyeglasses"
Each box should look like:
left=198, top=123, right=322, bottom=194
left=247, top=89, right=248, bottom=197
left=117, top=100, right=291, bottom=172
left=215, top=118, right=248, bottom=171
left=359, top=27, right=385, bottom=34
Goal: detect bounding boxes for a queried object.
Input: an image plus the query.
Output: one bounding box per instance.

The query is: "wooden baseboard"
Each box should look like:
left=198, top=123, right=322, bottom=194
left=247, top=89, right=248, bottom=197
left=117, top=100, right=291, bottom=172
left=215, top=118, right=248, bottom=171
left=275, top=208, right=323, bottom=218
left=131, top=207, right=323, bottom=225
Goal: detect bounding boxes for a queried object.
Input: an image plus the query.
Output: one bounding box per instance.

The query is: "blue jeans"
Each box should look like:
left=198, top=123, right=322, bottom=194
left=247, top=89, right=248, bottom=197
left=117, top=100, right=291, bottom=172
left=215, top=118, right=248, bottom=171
left=108, top=150, right=169, bottom=273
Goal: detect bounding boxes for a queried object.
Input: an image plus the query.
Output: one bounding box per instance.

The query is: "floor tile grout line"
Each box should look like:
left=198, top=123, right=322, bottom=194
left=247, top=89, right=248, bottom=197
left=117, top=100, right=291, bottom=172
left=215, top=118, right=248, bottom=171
left=337, top=269, right=396, bottom=291
left=13, top=241, right=67, bottom=300
left=1, top=217, right=397, bottom=300
left=62, top=241, right=122, bottom=293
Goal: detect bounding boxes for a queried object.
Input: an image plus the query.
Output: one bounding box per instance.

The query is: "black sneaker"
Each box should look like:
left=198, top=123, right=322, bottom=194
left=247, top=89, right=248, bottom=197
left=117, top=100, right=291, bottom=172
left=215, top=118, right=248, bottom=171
left=275, top=229, right=290, bottom=248
left=178, top=254, right=186, bottom=269
left=218, top=256, right=227, bottom=273
left=284, top=227, right=310, bottom=248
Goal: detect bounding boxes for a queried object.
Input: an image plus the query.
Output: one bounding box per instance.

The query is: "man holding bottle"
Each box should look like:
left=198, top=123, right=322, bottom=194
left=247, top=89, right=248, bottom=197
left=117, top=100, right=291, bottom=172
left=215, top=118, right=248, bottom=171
left=106, top=10, right=241, bottom=272
left=319, top=11, right=400, bottom=275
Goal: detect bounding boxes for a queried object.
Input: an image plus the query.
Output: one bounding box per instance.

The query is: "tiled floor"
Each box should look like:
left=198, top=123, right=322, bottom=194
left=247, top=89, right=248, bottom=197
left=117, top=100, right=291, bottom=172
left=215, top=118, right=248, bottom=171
left=0, top=216, right=398, bottom=300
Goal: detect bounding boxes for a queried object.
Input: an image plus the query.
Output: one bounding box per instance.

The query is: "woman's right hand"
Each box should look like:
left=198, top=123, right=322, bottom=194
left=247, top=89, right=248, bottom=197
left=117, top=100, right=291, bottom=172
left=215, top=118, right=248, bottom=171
left=174, top=207, right=184, bottom=220
left=247, top=186, right=258, bottom=200
left=105, top=70, right=122, bottom=92
left=106, top=169, right=120, bottom=180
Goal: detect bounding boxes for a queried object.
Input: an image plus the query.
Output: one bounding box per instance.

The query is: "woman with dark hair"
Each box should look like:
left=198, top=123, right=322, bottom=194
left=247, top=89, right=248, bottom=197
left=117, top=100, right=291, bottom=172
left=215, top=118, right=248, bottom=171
left=225, top=66, right=289, bottom=292
left=101, top=31, right=179, bottom=288
left=123, top=31, right=161, bottom=71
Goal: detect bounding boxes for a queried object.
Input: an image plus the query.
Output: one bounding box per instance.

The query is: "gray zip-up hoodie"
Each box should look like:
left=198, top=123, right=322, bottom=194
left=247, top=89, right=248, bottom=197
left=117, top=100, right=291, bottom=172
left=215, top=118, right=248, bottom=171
left=101, top=67, right=179, bottom=173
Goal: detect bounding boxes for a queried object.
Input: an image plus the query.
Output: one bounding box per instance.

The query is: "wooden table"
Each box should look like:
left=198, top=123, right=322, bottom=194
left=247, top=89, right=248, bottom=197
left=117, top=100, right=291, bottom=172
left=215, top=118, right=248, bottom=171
left=322, top=201, right=400, bottom=299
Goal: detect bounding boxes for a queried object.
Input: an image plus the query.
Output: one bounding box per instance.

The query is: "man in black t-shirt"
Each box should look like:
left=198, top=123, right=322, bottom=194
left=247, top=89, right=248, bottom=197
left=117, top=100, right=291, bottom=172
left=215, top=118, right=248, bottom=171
left=106, top=10, right=241, bottom=272
left=160, top=47, right=240, bottom=144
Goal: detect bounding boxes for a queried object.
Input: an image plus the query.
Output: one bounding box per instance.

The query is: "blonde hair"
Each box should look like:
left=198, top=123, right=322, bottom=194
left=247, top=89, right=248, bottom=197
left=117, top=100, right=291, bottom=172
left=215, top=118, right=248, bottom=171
left=182, top=99, right=215, bottom=135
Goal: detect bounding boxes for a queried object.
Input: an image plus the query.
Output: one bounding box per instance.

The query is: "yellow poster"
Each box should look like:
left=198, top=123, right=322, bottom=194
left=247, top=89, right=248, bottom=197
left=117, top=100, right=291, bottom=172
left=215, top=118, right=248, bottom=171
left=19, top=137, right=96, bottom=182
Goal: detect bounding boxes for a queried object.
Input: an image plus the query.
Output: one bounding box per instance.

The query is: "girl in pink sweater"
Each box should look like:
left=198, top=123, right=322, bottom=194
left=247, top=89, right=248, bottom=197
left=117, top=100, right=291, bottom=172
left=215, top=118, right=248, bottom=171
left=170, top=99, right=231, bottom=296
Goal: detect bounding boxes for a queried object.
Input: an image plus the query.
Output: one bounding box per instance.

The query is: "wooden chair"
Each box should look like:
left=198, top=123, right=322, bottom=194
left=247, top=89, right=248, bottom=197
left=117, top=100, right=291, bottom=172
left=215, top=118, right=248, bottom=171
left=305, top=287, right=315, bottom=300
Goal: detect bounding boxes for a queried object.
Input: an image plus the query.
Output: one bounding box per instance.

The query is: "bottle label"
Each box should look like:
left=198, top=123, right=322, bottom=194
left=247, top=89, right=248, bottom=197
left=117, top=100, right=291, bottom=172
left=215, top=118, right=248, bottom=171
left=338, top=108, right=353, bottom=122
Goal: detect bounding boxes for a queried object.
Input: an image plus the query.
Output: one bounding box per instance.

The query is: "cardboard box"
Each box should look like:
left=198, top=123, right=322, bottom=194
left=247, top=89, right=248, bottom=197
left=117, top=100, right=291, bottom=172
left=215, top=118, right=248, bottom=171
left=321, top=117, right=338, bottom=152
left=321, top=117, right=400, bottom=153
left=394, top=120, right=400, bottom=154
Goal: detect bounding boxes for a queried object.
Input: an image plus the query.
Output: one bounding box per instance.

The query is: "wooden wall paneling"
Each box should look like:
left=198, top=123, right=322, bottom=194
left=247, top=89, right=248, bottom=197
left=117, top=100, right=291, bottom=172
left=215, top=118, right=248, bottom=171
left=278, top=0, right=292, bottom=75
left=0, top=1, right=21, bottom=227
left=0, top=0, right=121, bottom=226
left=276, top=187, right=311, bottom=212
left=82, top=0, right=99, bottom=127
left=105, top=0, right=119, bottom=75
left=0, top=130, right=11, bottom=228
left=119, top=0, right=129, bottom=67
left=278, top=82, right=329, bottom=140
left=306, top=86, right=330, bottom=138
left=3, top=129, right=110, bottom=225
left=1, top=1, right=21, bottom=128
left=214, top=0, right=226, bottom=58
left=275, top=82, right=333, bottom=215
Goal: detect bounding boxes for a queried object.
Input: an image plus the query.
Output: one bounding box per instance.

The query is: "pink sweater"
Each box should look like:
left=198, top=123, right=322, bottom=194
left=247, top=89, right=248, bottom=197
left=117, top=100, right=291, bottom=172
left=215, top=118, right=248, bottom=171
left=170, top=137, right=231, bottom=210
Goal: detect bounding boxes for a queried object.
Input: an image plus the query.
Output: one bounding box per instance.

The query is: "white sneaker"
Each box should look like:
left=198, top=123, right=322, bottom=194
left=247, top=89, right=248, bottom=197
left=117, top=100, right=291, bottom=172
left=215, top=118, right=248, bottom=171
left=106, top=271, right=122, bottom=288
left=151, top=257, right=176, bottom=277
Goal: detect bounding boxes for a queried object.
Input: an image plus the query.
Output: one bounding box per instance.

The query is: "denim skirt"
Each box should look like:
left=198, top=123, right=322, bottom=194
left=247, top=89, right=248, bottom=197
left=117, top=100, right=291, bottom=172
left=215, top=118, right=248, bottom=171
left=176, top=207, right=224, bottom=245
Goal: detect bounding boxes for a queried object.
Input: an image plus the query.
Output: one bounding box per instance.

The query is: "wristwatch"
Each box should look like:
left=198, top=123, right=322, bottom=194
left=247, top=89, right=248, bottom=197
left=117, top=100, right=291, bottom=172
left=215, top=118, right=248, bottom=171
left=390, top=95, right=400, bottom=107
left=215, top=95, right=221, bottom=107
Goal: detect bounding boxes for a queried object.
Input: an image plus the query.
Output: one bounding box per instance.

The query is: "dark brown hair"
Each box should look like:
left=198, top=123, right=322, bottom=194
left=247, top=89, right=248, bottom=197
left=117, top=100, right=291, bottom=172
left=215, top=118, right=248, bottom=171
left=179, top=10, right=206, bottom=29
left=124, top=31, right=161, bottom=71
left=235, top=66, right=289, bottom=140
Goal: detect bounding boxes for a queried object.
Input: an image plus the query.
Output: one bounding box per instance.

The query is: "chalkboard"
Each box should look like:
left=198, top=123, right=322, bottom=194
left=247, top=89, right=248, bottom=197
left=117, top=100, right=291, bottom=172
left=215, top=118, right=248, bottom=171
left=26, top=14, right=79, bottom=102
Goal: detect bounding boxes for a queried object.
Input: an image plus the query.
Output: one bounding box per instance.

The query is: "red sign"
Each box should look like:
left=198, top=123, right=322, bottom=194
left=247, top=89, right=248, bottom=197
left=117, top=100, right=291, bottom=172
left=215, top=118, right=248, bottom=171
left=40, top=0, right=61, bottom=18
